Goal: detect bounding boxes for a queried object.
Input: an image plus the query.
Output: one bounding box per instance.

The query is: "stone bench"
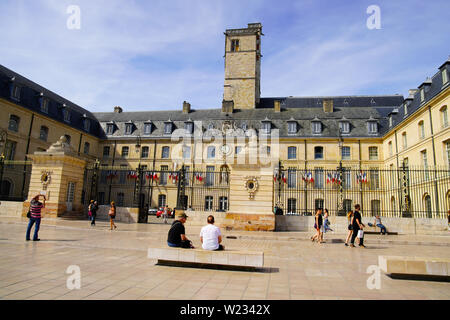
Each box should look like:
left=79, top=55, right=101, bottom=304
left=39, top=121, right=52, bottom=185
left=148, top=247, right=264, bottom=268
left=378, top=255, right=450, bottom=277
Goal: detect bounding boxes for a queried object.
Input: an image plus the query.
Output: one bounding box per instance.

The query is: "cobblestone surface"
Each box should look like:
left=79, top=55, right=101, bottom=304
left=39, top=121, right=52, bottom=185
left=0, top=217, right=449, bottom=300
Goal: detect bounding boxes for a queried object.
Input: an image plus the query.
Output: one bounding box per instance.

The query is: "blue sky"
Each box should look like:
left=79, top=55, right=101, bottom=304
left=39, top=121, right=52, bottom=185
left=0, top=0, right=449, bottom=112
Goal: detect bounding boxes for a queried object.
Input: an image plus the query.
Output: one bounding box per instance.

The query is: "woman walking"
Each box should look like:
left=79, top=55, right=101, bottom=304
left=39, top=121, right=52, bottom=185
left=310, top=208, right=323, bottom=243
left=109, top=201, right=117, bottom=230
left=89, top=200, right=98, bottom=226
left=323, top=208, right=333, bottom=233
left=26, top=194, right=46, bottom=241
left=344, top=210, right=353, bottom=246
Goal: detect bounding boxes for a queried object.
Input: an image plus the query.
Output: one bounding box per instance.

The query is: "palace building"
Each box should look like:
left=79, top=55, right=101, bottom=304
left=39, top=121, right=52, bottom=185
left=0, top=23, right=449, bottom=231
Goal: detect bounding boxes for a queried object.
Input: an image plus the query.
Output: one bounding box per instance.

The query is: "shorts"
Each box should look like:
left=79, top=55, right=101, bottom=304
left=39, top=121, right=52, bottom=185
left=348, top=224, right=353, bottom=231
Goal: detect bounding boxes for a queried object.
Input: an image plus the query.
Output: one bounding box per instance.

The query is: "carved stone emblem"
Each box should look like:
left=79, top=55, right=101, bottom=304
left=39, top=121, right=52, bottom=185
left=243, top=176, right=259, bottom=199
left=40, top=170, right=52, bottom=190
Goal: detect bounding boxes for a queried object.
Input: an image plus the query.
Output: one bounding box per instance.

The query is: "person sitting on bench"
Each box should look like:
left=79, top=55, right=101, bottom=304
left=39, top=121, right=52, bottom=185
left=200, top=215, right=224, bottom=251
left=373, top=215, right=387, bottom=235
left=167, top=213, right=194, bottom=248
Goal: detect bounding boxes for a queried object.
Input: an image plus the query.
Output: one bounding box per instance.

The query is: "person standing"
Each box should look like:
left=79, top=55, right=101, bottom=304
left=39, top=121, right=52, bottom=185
left=200, top=215, right=224, bottom=251
left=26, top=194, right=46, bottom=241
left=90, top=201, right=98, bottom=226
left=109, top=201, right=117, bottom=230
left=350, top=204, right=365, bottom=248
left=310, top=208, right=323, bottom=243
left=167, top=213, right=194, bottom=248
left=163, top=205, right=169, bottom=224
left=344, top=210, right=354, bottom=246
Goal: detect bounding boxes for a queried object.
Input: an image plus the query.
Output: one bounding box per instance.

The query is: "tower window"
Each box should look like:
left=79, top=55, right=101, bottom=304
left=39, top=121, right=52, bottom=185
left=231, top=39, right=239, bottom=52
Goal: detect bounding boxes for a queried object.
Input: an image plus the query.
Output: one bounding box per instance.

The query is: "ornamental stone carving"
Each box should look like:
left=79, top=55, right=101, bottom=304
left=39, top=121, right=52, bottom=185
left=243, top=176, right=259, bottom=199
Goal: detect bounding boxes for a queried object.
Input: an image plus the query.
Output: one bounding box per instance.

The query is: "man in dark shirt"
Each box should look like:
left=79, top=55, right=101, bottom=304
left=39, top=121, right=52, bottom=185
left=350, top=204, right=366, bottom=248
left=167, top=213, right=193, bottom=248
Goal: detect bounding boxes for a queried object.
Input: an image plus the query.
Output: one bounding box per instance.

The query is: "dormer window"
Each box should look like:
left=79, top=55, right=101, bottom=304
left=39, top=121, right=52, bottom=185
left=261, top=120, right=271, bottom=134
left=164, top=122, right=173, bottom=135
left=40, top=97, right=49, bottom=114
left=106, top=123, right=115, bottom=135
left=389, top=116, right=393, bottom=128
left=443, top=69, right=449, bottom=85
left=311, top=118, right=322, bottom=134
left=404, top=103, right=408, bottom=115
left=62, top=106, right=71, bottom=123
left=144, top=122, right=152, bottom=135
left=242, top=123, right=248, bottom=131
left=339, top=120, right=350, bottom=134
left=287, top=120, right=297, bottom=134
left=11, top=84, right=21, bottom=101
left=125, top=122, right=134, bottom=135
left=184, top=121, right=194, bottom=134
left=367, top=119, right=378, bottom=134
left=207, top=123, right=214, bottom=130
left=420, top=88, right=425, bottom=102
left=83, top=118, right=90, bottom=132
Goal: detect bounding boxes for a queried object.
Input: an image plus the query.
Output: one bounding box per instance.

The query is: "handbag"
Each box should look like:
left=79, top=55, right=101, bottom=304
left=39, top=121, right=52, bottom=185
left=357, top=230, right=364, bottom=238
left=27, top=210, right=31, bottom=218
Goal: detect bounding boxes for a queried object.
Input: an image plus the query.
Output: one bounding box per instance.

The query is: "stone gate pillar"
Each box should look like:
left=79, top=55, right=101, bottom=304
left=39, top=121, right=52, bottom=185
left=224, top=162, right=275, bottom=231
left=22, top=136, right=87, bottom=218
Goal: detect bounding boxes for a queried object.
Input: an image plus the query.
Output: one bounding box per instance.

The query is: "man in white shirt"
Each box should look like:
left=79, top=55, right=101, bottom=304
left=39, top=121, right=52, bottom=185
left=200, top=215, right=224, bottom=251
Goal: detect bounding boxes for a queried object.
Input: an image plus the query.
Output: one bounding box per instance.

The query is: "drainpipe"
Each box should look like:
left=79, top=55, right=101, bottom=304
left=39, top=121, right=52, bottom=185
left=21, top=113, right=34, bottom=199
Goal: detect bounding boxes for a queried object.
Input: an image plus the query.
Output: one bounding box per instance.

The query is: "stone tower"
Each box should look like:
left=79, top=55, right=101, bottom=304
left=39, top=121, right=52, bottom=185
left=223, top=23, right=262, bottom=110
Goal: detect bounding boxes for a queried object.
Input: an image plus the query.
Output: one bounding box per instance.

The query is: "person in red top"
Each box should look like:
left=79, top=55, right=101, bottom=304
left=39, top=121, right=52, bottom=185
left=26, top=194, right=46, bottom=241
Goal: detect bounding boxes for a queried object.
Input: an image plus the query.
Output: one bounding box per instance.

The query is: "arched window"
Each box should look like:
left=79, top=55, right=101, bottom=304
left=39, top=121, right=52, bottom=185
left=8, top=115, right=19, bottom=132
left=418, top=120, right=425, bottom=139
left=0, top=180, right=12, bottom=197
left=424, top=194, right=432, bottom=218
left=390, top=197, right=396, bottom=217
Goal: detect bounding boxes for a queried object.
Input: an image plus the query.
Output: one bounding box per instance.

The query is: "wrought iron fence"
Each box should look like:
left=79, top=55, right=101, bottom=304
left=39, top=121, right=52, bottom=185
left=0, top=160, right=32, bottom=201
left=274, top=164, right=450, bottom=219
left=81, top=165, right=231, bottom=222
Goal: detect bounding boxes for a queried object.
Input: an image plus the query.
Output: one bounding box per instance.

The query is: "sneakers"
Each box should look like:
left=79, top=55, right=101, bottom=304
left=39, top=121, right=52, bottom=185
left=33, top=239, right=40, bottom=241
left=349, top=244, right=355, bottom=247
left=344, top=243, right=348, bottom=246
left=359, top=244, right=366, bottom=248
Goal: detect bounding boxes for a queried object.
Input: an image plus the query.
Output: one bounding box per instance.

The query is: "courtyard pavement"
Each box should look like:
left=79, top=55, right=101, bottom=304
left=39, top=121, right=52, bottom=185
left=0, top=216, right=449, bottom=300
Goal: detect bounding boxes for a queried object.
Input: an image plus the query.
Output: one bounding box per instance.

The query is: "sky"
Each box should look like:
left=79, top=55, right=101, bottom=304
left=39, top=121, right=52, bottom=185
left=0, top=0, right=449, bottom=112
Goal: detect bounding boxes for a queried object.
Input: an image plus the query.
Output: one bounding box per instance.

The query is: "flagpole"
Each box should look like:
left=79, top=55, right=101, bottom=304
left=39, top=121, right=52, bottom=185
left=337, top=128, right=345, bottom=216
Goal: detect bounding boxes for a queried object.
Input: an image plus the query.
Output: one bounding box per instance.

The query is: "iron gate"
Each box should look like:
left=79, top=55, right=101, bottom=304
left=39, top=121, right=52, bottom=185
left=273, top=163, right=450, bottom=219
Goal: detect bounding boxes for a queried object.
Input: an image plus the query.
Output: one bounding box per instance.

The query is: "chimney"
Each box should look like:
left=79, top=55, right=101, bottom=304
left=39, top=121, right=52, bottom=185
left=274, top=100, right=281, bottom=112
left=222, top=100, right=234, bottom=114
left=323, top=99, right=333, bottom=113
left=182, top=101, right=191, bottom=114
left=114, top=106, right=123, bottom=113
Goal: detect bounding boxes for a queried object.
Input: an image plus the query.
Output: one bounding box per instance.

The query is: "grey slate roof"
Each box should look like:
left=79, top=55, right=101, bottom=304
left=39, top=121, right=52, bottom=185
left=388, top=60, right=450, bottom=132
left=93, top=102, right=400, bottom=139
left=0, top=64, right=101, bottom=137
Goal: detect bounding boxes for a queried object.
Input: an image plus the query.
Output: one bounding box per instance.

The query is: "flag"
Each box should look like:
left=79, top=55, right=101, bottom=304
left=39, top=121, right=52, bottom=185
left=282, top=173, right=287, bottom=183
left=326, top=173, right=330, bottom=184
